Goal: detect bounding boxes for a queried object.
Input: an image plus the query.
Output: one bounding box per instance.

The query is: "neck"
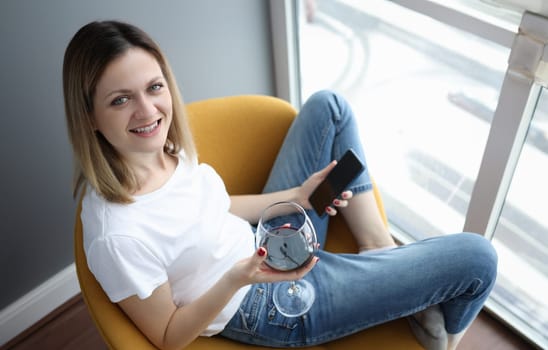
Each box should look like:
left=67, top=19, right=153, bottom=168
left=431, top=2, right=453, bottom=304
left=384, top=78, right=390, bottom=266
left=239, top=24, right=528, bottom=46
left=128, top=151, right=178, bottom=195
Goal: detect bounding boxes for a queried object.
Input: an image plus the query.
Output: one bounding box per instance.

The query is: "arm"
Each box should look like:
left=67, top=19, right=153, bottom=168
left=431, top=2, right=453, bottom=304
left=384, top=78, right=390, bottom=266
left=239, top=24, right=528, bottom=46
left=118, top=248, right=318, bottom=350
left=230, top=188, right=299, bottom=224
left=230, top=160, right=350, bottom=224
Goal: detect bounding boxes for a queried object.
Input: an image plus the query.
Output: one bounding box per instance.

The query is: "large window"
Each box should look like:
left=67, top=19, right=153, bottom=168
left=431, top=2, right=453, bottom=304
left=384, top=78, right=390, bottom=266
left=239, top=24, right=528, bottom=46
left=299, top=0, right=509, bottom=240
left=270, top=0, right=548, bottom=347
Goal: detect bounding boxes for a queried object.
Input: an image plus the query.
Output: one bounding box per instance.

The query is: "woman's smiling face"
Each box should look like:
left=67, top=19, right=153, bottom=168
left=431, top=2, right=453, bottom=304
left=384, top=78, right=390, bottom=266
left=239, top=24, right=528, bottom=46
left=93, top=47, right=172, bottom=159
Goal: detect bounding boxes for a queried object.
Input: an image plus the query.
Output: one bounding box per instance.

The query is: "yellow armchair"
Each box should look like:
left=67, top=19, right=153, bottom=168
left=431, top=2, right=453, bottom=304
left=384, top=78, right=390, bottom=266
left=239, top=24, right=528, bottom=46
left=74, top=95, right=422, bottom=349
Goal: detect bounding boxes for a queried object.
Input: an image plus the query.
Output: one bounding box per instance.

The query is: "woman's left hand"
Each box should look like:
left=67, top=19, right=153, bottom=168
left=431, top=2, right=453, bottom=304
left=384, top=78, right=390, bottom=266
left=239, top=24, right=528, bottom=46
left=298, top=161, right=354, bottom=216
left=324, top=190, right=352, bottom=216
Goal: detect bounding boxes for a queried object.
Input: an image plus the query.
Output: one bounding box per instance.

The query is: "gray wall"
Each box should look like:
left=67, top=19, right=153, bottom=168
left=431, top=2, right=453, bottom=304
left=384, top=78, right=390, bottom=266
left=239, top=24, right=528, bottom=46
left=0, top=0, right=274, bottom=310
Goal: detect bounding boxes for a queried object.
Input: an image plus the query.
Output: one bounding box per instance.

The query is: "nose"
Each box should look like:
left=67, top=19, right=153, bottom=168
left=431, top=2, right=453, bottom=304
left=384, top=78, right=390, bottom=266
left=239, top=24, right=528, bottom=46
left=134, top=94, right=157, bottom=119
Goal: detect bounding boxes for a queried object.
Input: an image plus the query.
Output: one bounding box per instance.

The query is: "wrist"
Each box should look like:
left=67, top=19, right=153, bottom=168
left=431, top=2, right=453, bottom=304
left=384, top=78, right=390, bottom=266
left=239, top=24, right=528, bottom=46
left=224, top=258, right=257, bottom=290
left=220, top=270, right=247, bottom=293
left=291, top=187, right=308, bottom=208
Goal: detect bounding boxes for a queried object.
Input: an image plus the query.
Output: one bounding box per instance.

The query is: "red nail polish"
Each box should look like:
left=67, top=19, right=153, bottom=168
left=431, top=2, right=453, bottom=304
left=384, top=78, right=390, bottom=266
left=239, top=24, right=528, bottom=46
left=333, top=199, right=340, bottom=206
left=258, top=247, right=266, bottom=257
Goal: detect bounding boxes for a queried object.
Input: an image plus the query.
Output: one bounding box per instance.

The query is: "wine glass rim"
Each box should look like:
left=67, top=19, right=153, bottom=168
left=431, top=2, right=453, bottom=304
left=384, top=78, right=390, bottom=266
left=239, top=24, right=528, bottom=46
left=258, top=201, right=308, bottom=234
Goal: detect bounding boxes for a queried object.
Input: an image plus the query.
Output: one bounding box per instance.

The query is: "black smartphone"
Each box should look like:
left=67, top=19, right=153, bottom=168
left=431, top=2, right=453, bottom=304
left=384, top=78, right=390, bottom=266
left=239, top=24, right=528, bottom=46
left=309, top=149, right=365, bottom=217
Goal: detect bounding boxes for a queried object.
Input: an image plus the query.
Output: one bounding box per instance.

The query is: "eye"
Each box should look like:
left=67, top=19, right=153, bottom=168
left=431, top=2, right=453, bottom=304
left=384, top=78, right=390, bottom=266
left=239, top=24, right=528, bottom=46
left=149, top=83, right=164, bottom=92
left=111, top=96, right=129, bottom=106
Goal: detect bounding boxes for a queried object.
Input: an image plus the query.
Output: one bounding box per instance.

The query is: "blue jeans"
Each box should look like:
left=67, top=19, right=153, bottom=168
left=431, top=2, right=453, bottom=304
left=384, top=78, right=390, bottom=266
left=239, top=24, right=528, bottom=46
left=220, top=90, right=498, bottom=347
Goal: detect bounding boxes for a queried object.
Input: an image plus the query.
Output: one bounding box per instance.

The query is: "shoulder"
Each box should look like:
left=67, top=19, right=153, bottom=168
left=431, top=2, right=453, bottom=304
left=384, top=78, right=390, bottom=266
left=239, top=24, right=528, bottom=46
left=81, top=187, right=143, bottom=249
left=81, top=187, right=127, bottom=230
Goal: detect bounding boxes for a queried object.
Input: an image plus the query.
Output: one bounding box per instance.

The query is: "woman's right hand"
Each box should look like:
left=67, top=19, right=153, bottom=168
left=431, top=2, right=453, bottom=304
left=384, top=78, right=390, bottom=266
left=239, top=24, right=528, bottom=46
left=296, top=161, right=354, bottom=216
left=227, top=247, right=319, bottom=287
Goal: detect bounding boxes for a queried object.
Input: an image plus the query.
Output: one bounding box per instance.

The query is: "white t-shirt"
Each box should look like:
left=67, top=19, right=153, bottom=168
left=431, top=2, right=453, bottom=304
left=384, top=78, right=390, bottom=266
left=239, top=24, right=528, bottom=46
left=81, top=155, right=255, bottom=336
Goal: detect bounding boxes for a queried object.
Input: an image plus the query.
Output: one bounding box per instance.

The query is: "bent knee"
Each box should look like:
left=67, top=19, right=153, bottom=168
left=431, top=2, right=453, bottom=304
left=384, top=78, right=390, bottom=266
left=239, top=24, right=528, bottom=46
left=453, top=232, right=498, bottom=281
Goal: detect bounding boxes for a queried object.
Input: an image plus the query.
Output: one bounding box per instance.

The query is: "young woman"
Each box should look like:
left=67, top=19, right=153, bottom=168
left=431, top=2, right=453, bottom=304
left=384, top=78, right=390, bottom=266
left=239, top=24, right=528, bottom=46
left=63, top=20, right=497, bottom=350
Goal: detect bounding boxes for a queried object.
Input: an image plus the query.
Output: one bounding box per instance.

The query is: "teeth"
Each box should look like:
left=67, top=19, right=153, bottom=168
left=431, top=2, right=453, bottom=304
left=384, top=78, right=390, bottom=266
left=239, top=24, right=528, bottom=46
left=132, top=121, right=159, bottom=134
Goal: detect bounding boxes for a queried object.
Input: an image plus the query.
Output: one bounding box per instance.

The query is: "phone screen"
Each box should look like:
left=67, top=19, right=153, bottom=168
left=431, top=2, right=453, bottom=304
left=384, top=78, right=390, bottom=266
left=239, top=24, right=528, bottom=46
left=309, top=149, right=365, bottom=216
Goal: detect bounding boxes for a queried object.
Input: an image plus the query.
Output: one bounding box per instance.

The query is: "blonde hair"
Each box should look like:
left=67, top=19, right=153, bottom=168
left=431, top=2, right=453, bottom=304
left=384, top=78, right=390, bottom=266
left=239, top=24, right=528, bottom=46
left=63, top=21, right=196, bottom=203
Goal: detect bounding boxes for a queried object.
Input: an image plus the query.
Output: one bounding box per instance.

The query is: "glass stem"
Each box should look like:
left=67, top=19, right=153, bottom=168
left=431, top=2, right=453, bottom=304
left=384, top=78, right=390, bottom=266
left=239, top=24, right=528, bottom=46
left=288, top=281, right=299, bottom=295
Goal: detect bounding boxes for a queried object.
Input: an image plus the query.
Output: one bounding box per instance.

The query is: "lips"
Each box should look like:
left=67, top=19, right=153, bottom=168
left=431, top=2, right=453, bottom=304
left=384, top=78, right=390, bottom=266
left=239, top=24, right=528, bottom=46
left=130, top=120, right=160, bottom=134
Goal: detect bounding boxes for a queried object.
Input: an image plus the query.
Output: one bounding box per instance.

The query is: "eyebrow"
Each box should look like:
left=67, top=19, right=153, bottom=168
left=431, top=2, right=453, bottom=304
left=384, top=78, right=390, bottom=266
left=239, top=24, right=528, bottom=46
left=102, top=76, right=165, bottom=102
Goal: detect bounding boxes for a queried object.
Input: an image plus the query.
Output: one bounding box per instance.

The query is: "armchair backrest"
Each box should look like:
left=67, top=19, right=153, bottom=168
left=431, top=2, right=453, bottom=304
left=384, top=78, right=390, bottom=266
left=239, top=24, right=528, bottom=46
left=187, top=95, right=297, bottom=195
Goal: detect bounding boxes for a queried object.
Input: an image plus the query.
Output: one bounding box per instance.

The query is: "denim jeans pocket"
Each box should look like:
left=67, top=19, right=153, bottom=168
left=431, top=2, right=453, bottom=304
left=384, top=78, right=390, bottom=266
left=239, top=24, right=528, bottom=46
left=222, top=283, right=303, bottom=346
left=265, top=303, right=300, bottom=331
left=233, top=285, right=267, bottom=333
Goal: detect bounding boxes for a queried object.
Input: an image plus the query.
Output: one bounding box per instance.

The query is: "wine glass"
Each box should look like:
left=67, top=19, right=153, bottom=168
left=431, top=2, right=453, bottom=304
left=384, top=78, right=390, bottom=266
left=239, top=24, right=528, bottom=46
left=256, top=201, right=318, bottom=317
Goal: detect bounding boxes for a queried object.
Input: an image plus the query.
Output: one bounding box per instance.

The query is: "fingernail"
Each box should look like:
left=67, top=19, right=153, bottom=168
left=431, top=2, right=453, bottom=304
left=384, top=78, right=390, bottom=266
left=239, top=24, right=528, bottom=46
left=333, top=199, right=341, bottom=206
left=258, top=247, right=266, bottom=257
left=325, top=206, right=332, bottom=213
left=342, top=192, right=350, bottom=199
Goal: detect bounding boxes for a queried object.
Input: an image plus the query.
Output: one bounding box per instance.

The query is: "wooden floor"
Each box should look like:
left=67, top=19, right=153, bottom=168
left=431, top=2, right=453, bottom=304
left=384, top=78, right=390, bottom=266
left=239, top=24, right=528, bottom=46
left=2, top=294, right=539, bottom=350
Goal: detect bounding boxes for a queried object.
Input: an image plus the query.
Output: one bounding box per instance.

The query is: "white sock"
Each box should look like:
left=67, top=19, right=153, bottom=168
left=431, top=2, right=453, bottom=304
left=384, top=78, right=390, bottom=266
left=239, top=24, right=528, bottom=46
left=407, top=305, right=448, bottom=350
left=447, top=330, right=466, bottom=350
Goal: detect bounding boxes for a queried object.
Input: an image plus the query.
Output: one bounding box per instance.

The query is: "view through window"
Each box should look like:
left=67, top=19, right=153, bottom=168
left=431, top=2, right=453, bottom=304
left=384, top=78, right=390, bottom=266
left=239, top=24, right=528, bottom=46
left=297, top=0, right=547, bottom=346
left=299, top=0, right=507, bottom=237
